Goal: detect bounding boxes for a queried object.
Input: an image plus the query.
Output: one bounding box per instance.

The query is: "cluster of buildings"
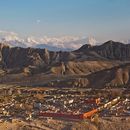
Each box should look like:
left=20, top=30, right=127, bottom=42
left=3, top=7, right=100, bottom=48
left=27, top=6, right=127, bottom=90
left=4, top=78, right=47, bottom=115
left=0, top=87, right=130, bottom=121
left=101, top=98, right=130, bottom=117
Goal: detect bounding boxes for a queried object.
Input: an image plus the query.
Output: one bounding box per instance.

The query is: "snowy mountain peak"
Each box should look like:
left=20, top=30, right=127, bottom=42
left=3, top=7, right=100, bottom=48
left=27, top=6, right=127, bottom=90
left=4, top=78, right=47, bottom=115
left=87, top=36, right=97, bottom=46
left=0, top=30, right=99, bottom=51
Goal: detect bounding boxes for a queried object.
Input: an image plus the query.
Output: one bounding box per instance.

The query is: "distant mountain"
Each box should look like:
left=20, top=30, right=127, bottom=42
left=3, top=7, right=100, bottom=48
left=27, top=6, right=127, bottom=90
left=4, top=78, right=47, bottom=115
left=34, top=44, right=72, bottom=51
left=0, top=32, right=98, bottom=51
left=0, top=40, right=130, bottom=69
left=75, top=40, right=130, bottom=60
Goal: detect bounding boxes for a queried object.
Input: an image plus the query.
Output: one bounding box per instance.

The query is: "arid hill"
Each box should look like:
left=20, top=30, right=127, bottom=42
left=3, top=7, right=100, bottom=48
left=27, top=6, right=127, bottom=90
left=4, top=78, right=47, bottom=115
left=0, top=41, right=130, bottom=88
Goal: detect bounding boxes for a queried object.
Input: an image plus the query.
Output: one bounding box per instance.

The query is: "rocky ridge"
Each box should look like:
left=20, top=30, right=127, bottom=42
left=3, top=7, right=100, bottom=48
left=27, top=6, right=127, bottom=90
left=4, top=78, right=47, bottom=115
left=0, top=40, right=130, bottom=88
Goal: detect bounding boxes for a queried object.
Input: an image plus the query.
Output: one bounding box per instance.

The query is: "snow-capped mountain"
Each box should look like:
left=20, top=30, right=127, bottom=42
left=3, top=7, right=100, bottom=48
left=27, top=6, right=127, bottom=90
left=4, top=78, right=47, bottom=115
left=0, top=31, right=98, bottom=51
left=87, top=36, right=97, bottom=46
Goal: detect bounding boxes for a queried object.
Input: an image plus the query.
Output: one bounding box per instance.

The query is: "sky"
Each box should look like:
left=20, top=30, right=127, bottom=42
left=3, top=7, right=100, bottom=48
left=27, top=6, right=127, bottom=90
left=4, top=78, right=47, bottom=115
left=0, top=0, right=130, bottom=42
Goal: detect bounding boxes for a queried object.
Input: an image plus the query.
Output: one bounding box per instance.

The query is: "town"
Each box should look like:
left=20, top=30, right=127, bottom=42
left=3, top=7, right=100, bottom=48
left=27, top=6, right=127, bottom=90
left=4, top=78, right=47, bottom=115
left=0, top=85, right=130, bottom=123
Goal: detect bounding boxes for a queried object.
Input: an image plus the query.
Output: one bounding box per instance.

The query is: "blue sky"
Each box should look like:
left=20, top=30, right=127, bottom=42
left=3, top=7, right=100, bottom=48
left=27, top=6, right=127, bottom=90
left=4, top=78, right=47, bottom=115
left=0, top=0, right=130, bottom=41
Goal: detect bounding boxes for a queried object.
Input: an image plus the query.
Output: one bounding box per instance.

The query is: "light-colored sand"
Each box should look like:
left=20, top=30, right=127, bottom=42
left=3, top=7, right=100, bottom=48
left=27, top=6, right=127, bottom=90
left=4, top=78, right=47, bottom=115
left=0, top=117, right=130, bottom=130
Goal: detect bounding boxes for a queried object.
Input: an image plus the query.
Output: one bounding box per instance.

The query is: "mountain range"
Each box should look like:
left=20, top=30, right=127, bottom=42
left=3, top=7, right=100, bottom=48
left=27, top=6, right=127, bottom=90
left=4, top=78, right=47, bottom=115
left=0, top=40, right=130, bottom=89
left=0, top=31, right=98, bottom=51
